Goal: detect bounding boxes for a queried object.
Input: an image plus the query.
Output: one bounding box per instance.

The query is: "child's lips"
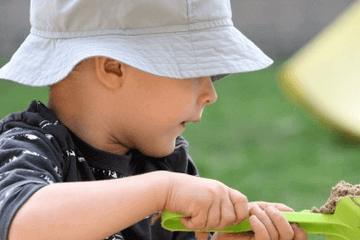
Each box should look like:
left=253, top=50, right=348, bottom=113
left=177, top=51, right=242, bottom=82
left=181, top=118, right=201, bottom=126
left=179, top=119, right=201, bottom=129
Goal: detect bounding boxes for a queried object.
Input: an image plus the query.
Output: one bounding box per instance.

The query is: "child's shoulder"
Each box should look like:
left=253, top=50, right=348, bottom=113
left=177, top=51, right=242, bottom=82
left=0, top=101, right=72, bottom=155
left=0, top=101, right=58, bottom=133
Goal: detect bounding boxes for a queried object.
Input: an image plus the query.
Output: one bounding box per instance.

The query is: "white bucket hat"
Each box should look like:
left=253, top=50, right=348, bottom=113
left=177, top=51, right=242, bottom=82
left=0, top=0, right=273, bottom=87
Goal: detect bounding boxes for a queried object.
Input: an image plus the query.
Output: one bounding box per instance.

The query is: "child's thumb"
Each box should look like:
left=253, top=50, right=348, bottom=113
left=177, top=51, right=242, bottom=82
left=195, top=232, right=210, bottom=240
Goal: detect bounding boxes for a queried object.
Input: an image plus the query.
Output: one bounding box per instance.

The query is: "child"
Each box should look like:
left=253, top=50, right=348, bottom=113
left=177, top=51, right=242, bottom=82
left=0, top=0, right=307, bottom=240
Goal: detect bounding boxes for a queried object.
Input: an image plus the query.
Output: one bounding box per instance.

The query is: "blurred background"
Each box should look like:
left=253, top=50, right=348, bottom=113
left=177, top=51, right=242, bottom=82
left=0, top=1, right=359, bottom=239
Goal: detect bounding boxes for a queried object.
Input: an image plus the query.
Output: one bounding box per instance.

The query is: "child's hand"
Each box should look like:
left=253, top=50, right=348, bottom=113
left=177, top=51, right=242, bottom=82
left=164, top=173, right=249, bottom=231
left=195, top=202, right=307, bottom=240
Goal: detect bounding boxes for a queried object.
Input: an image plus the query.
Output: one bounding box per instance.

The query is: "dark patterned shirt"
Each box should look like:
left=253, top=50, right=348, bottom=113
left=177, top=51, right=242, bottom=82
left=0, top=101, right=201, bottom=240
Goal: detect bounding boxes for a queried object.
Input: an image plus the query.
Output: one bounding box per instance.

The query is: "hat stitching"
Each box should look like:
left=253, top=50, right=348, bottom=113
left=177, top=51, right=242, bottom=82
left=63, top=38, right=254, bottom=59
left=30, top=19, right=234, bottom=39
left=37, top=25, right=236, bottom=48
left=13, top=33, right=270, bottom=68
left=15, top=36, right=270, bottom=72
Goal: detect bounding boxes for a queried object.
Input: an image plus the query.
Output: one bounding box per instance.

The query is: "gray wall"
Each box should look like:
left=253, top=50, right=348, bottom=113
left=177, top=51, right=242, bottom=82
left=231, top=0, right=356, bottom=59
left=0, top=0, right=357, bottom=61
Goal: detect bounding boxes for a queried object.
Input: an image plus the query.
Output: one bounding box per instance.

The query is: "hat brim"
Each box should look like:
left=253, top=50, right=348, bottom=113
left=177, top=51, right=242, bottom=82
left=0, top=25, right=273, bottom=86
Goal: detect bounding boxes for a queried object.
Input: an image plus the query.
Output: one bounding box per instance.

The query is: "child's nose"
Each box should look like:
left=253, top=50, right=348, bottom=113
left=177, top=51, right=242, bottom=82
left=199, top=77, right=218, bottom=106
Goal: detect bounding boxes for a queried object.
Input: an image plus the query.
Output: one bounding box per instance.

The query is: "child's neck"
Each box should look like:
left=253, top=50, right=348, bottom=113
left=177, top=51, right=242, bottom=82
left=48, top=81, right=130, bottom=156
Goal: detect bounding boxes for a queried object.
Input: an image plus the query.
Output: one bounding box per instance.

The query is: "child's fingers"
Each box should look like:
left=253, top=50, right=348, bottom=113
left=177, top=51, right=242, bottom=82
left=265, top=206, right=294, bottom=239
left=213, top=232, right=253, bottom=240
left=228, top=188, right=249, bottom=223
left=183, top=200, right=229, bottom=230
left=291, top=223, right=308, bottom=240
left=183, top=199, right=238, bottom=230
left=206, top=200, right=222, bottom=229
left=217, top=197, right=237, bottom=229
left=250, top=202, right=305, bottom=240
left=180, top=212, right=208, bottom=230
left=248, top=215, right=270, bottom=240
left=195, top=232, right=211, bottom=240
left=273, top=203, right=294, bottom=212
left=205, top=197, right=238, bottom=231
left=250, top=205, right=277, bottom=239
left=180, top=203, right=211, bottom=230
left=250, top=202, right=294, bottom=212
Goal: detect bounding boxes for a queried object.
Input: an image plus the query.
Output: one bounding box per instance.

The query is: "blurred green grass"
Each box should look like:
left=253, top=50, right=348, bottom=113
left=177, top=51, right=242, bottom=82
left=0, top=57, right=49, bottom=114
left=1, top=59, right=359, bottom=239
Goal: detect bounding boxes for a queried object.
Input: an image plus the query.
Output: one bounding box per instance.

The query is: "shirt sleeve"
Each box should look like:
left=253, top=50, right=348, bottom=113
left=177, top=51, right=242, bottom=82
left=0, top=128, right=64, bottom=240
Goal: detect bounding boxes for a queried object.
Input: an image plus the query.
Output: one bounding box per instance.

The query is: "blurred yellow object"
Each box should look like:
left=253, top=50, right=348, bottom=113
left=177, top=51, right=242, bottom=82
left=278, top=0, right=360, bottom=137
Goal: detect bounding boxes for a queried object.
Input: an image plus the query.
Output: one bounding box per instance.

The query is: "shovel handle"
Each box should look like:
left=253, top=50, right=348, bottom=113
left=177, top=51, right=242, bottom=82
left=161, top=210, right=343, bottom=233
left=161, top=210, right=251, bottom=233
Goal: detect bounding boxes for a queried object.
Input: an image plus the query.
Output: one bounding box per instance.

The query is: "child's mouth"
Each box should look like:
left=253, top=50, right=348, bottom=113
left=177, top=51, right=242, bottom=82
left=180, top=121, right=187, bottom=128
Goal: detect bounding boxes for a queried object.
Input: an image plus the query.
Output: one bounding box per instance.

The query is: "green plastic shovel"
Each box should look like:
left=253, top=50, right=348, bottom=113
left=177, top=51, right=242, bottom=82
left=162, top=197, right=360, bottom=240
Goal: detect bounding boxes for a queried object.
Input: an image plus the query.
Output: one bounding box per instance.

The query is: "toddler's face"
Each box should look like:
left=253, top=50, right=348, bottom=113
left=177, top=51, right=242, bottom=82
left=113, top=66, right=218, bottom=157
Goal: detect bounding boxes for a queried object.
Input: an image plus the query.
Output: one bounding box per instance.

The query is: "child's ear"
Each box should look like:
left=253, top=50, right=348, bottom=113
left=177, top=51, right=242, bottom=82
left=94, top=57, right=123, bottom=90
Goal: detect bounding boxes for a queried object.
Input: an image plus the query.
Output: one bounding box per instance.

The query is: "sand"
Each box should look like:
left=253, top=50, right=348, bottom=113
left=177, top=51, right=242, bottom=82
left=311, top=181, right=360, bottom=214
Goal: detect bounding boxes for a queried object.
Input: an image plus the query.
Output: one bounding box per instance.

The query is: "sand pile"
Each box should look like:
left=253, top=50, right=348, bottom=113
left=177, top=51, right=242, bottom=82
left=311, top=181, right=360, bottom=214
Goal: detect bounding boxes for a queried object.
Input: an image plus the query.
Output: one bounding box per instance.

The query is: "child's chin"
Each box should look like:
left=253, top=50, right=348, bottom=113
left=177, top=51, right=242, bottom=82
left=140, top=142, right=175, bottom=158
left=146, top=148, right=175, bottom=158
